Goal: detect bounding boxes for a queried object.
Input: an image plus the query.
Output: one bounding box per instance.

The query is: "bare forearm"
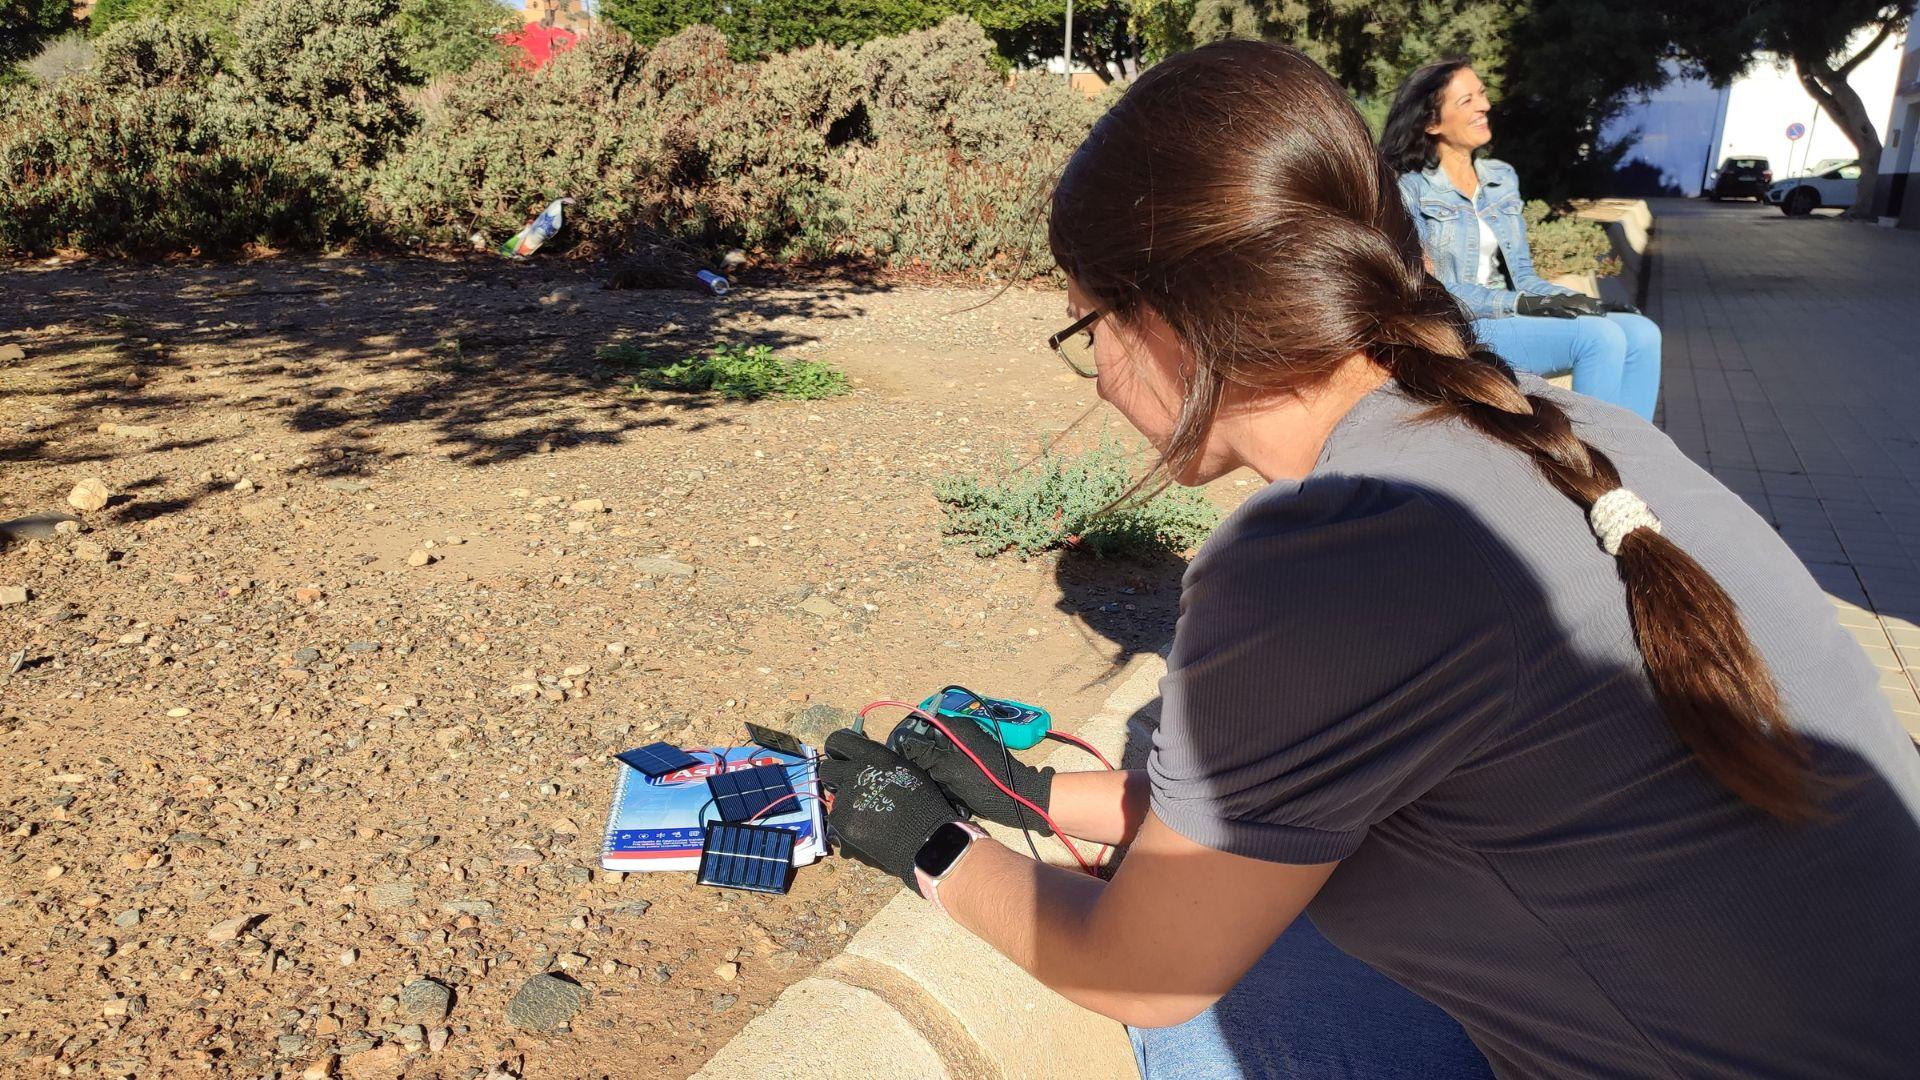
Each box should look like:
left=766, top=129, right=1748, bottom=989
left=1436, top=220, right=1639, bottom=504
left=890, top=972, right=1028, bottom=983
left=1047, top=768, right=1150, bottom=846
left=937, top=837, right=1167, bottom=1023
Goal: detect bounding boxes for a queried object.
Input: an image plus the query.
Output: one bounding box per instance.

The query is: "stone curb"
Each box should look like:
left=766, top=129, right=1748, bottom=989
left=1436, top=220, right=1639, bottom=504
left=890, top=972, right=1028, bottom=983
left=695, top=650, right=1169, bottom=1079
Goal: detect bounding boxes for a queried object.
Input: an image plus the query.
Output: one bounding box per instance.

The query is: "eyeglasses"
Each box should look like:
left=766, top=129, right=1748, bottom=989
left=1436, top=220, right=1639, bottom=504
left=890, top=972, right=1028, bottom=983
left=1047, top=309, right=1102, bottom=378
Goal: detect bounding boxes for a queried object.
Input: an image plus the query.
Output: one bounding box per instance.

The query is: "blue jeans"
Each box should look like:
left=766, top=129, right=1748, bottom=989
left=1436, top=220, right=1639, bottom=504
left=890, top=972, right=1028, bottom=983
left=1130, top=918, right=1494, bottom=1080
left=1473, top=311, right=1662, bottom=421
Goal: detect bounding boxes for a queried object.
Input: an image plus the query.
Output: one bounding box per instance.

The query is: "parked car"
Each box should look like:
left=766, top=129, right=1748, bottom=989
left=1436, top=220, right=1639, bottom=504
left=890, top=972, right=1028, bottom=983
left=1710, top=156, right=1773, bottom=200
left=1766, top=161, right=1861, bottom=216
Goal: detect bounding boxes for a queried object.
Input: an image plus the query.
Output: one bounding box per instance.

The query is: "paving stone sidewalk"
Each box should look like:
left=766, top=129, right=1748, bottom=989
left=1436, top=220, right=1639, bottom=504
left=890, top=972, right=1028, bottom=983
left=1650, top=200, right=1920, bottom=734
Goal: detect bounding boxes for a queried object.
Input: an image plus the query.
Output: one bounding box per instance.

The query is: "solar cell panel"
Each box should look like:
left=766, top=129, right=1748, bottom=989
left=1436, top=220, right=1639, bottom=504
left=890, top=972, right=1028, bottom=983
left=615, top=742, right=700, bottom=778
left=707, top=763, right=795, bottom=822
left=697, top=823, right=796, bottom=894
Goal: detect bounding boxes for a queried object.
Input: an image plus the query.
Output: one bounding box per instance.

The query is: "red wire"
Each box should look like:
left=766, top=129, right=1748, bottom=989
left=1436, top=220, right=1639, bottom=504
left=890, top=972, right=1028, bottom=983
left=746, top=789, right=819, bottom=823
left=857, top=701, right=1098, bottom=876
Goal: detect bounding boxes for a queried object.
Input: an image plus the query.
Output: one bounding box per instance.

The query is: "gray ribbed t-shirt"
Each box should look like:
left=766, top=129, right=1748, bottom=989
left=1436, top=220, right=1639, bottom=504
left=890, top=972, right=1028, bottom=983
left=1149, top=379, right=1920, bottom=1079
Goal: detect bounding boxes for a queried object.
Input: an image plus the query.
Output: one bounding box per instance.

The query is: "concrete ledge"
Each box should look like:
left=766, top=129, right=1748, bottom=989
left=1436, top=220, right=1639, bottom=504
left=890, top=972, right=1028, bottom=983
left=1571, top=198, right=1653, bottom=309
left=695, top=650, right=1168, bottom=1080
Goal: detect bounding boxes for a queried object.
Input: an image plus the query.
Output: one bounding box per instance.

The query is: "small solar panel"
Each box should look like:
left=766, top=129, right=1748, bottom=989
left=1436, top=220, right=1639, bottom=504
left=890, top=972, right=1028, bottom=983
left=707, top=763, right=795, bottom=822
left=697, top=823, right=795, bottom=894
left=616, top=742, right=700, bottom=778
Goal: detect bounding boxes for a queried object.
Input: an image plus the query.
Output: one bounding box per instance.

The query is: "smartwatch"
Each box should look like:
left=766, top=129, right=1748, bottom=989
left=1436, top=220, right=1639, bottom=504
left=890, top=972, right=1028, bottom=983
left=913, top=820, right=988, bottom=912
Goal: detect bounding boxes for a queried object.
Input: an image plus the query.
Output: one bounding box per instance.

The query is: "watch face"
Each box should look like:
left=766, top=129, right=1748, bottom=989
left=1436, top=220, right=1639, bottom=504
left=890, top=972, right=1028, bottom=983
left=914, top=821, right=975, bottom=879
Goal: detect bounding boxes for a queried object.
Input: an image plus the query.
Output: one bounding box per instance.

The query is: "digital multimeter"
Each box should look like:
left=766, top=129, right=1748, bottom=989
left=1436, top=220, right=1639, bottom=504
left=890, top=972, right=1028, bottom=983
left=909, top=686, right=1052, bottom=751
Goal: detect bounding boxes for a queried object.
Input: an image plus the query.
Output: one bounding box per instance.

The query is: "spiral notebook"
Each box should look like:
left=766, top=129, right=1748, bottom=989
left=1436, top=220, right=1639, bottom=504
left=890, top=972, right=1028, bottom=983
left=600, top=745, right=825, bottom=873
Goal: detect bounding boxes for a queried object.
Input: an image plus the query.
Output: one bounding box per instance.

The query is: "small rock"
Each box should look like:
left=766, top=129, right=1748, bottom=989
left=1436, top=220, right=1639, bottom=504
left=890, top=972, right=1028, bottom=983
left=710, top=993, right=739, bottom=1013
left=234, top=477, right=257, bottom=494
left=504, top=973, right=587, bottom=1031
left=295, top=587, right=325, bottom=604
left=366, top=882, right=416, bottom=910
left=72, top=540, right=109, bottom=563
left=339, top=947, right=358, bottom=965
left=278, top=1034, right=308, bottom=1055
left=302, top=1056, right=338, bottom=1080
left=0, top=514, right=80, bottom=541
left=427, top=1027, right=449, bottom=1054
left=207, top=913, right=258, bottom=943
left=789, top=703, right=857, bottom=746
left=569, top=499, right=606, bottom=514
left=406, top=549, right=432, bottom=567
left=797, top=595, right=840, bottom=619
left=113, top=908, right=141, bottom=928
left=67, top=478, right=111, bottom=512
left=0, top=585, right=27, bottom=607
left=557, top=952, right=589, bottom=971
left=715, top=961, right=738, bottom=982
left=632, top=557, right=695, bottom=579
left=394, top=978, right=452, bottom=1024
left=166, top=707, right=191, bottom=718
left=325, top=479, right=370, bottom=495
left=292, top=647, right=322, bottom=664
left=0, top=343, right=23, bottom=362
left=345, top=641, right=378, bottom=653
left=439, top=899, right=495, bottom=917
left=396, top=1023, right=425, bottom=1049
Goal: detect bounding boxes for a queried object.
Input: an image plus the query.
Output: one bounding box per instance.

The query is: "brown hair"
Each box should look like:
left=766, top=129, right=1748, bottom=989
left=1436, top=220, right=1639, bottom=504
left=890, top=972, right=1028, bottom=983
left=1049, top=41, right=1816, bottom=820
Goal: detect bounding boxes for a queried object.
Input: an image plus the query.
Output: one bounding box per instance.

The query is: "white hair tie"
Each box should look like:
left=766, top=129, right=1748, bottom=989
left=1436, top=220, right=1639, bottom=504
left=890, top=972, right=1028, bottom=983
left=1589, top=488, right=1661, bottom=556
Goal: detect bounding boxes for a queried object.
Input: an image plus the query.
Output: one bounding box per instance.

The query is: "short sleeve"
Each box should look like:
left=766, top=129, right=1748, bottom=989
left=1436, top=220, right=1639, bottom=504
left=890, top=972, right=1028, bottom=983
left=1148, top=476, right=1516, bottom=864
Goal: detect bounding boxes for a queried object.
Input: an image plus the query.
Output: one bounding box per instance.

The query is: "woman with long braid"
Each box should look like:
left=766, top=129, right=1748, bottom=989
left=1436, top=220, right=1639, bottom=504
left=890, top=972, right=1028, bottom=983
left=815, top=41, right=1920, bottom=1078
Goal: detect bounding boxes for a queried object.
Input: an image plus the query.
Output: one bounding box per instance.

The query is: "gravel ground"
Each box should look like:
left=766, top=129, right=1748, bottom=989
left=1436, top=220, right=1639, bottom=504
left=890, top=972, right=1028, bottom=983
left=0, top=256, right=1228, bottom=1079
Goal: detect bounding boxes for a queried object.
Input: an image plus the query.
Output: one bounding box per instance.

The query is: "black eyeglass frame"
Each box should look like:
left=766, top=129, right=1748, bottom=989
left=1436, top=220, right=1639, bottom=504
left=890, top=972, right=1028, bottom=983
left=1047, top=309, right=1103, bottom=378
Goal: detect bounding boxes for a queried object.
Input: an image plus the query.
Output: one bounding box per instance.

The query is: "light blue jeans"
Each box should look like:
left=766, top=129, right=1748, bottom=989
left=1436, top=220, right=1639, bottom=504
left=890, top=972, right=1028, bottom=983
left=1473, top=311, right=1662, bottom=421
left=1130, top=918, right=1494, bottom=1080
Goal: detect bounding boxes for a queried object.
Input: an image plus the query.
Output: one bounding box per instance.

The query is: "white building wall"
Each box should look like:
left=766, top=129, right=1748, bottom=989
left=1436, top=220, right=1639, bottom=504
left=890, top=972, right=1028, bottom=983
left=1604, top=28, right=1906, bottom=196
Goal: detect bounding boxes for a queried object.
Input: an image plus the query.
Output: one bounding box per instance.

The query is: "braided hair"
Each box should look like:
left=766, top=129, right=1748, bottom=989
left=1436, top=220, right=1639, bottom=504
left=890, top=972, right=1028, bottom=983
left=1049, top=41, right=1814, bottom=819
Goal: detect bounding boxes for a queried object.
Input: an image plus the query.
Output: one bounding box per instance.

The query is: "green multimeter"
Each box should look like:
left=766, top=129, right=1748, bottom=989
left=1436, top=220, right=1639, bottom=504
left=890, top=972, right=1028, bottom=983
left=914, top=685, right=1052, bottom=751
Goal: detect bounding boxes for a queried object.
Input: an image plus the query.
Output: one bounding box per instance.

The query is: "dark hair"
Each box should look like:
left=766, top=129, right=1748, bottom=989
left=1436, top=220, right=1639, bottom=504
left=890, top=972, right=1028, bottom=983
left=1380, top=57, right=1475, bottom=174
left=1049, top=41, right=1817, bottom=820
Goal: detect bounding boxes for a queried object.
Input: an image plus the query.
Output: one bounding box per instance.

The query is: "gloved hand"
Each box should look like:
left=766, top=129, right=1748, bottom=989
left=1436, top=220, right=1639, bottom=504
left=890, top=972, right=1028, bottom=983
left=1516, top=293, right=1606, bottom=319
left=1602, top=299, right=1641, bottom=315
left=818, top=729, right=963, bottom=890
left=896, top=717, right=1055, bottom=835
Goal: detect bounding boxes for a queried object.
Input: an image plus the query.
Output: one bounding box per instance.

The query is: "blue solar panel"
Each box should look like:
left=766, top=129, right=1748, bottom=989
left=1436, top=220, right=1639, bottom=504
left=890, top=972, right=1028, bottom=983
left=616, top=742, right=700, bottom=778
left=698, top=823, right=795, bottom=894
left=707, top=763, right=795, bottom=822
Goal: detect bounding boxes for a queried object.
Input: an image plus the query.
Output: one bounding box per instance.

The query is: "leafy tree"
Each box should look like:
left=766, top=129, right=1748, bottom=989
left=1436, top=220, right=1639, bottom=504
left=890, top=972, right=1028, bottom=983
left=2, top=0, right=74, bottom=69
left=1662, top=0, right=1910, bottom=217
left=604, top=0, right=950, bottom=57
left=87, top=0, right=244, bottom=38
left=394, top=0, right=514, bottom=78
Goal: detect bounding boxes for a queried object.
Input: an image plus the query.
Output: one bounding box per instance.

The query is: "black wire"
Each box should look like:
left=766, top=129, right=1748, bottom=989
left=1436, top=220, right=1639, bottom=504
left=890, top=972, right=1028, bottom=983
left=945, top=685, right=1042, bottom=864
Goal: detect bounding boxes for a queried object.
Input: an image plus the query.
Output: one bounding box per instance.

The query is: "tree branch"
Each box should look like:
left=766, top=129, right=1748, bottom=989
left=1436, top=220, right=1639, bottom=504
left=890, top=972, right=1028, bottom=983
left=1836, top=11, right=1904, bottom=77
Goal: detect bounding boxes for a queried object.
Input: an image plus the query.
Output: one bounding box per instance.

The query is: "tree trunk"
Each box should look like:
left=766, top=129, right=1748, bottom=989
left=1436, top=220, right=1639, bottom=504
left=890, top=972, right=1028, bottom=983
left=1793, top=53, right=1886, bottom=218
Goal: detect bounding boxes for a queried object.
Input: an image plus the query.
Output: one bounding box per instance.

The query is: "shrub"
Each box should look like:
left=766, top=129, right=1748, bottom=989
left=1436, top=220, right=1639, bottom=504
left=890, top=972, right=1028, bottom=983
left=90, top=18, right=220, bottom=88
left=935, top=445, right=1221, bottom=558
left=23, top=31, right=93, bottom=85
left=222, top=0, right=415, bottom=173
left=0, top=79, right=342, bottom=254
left=599, top=342, right=850, bottom=400
left=1524, top=200, right=1621, bottom=280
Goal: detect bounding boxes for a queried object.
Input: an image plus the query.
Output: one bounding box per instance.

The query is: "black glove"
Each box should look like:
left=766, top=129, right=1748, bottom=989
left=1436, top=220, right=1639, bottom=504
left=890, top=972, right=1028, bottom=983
left=818, top=729, right=963, bottom=890
left=1602, top=299, right=1641, bottom=315
left=1516, top=293, right=1606, bottom=319
left=896, top=718, right=1055, bottom=835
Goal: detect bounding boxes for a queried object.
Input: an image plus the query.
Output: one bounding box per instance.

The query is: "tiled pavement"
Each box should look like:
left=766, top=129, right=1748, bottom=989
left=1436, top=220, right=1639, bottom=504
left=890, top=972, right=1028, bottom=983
left=1649, top=200, right=1920, bottom=735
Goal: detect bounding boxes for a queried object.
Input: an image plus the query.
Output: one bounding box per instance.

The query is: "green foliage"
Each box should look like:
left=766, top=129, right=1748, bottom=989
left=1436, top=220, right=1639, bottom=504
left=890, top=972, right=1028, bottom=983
left=599, top=342, right=851, bottom=400
left=0, top=78, right=342, bottom=254
left=2, top=0, right=75, bottom=68
left=223, top=0, right=415, bottom=173
left=936, top=444, right=1221, bottom=558
left=91, top=17, right=221, bottom=88
left=1522, top=200, right=1619, bottom=280
left=394, top=0, right=512, bottom=79
left=605, top=0, right=949, bottom=58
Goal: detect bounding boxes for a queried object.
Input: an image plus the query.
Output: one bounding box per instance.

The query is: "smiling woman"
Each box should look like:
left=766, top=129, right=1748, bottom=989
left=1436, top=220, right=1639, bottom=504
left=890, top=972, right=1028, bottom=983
left=1384, top=58, right=1664, bottom=421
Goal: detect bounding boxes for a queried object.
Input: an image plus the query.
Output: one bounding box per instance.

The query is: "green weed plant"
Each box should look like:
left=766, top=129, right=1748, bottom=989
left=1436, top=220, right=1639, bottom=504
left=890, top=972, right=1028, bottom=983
left=935, top=443, right=1219, bottom=558
left=598, top=342, right=849, bottom=401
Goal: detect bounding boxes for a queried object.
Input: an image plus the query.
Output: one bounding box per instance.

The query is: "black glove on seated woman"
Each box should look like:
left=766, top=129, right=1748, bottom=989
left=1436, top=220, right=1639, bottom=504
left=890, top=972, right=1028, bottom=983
left=818, top=729, right=964, bottom=890
left=1515, top=293, right=1607, bottom=319
left=896, top=716, right=1056, bottom=835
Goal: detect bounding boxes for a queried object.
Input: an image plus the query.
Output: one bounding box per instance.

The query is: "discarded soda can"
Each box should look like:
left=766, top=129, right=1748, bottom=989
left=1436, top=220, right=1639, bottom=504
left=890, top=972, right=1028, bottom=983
left=501, top=198, right=574, bottom=259
left=696, top=270, right=731, bottom=296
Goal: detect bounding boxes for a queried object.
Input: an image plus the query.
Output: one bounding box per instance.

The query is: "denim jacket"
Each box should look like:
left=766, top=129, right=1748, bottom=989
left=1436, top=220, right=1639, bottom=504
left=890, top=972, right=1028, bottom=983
left=1397, top=157, right=1577, bottom=320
